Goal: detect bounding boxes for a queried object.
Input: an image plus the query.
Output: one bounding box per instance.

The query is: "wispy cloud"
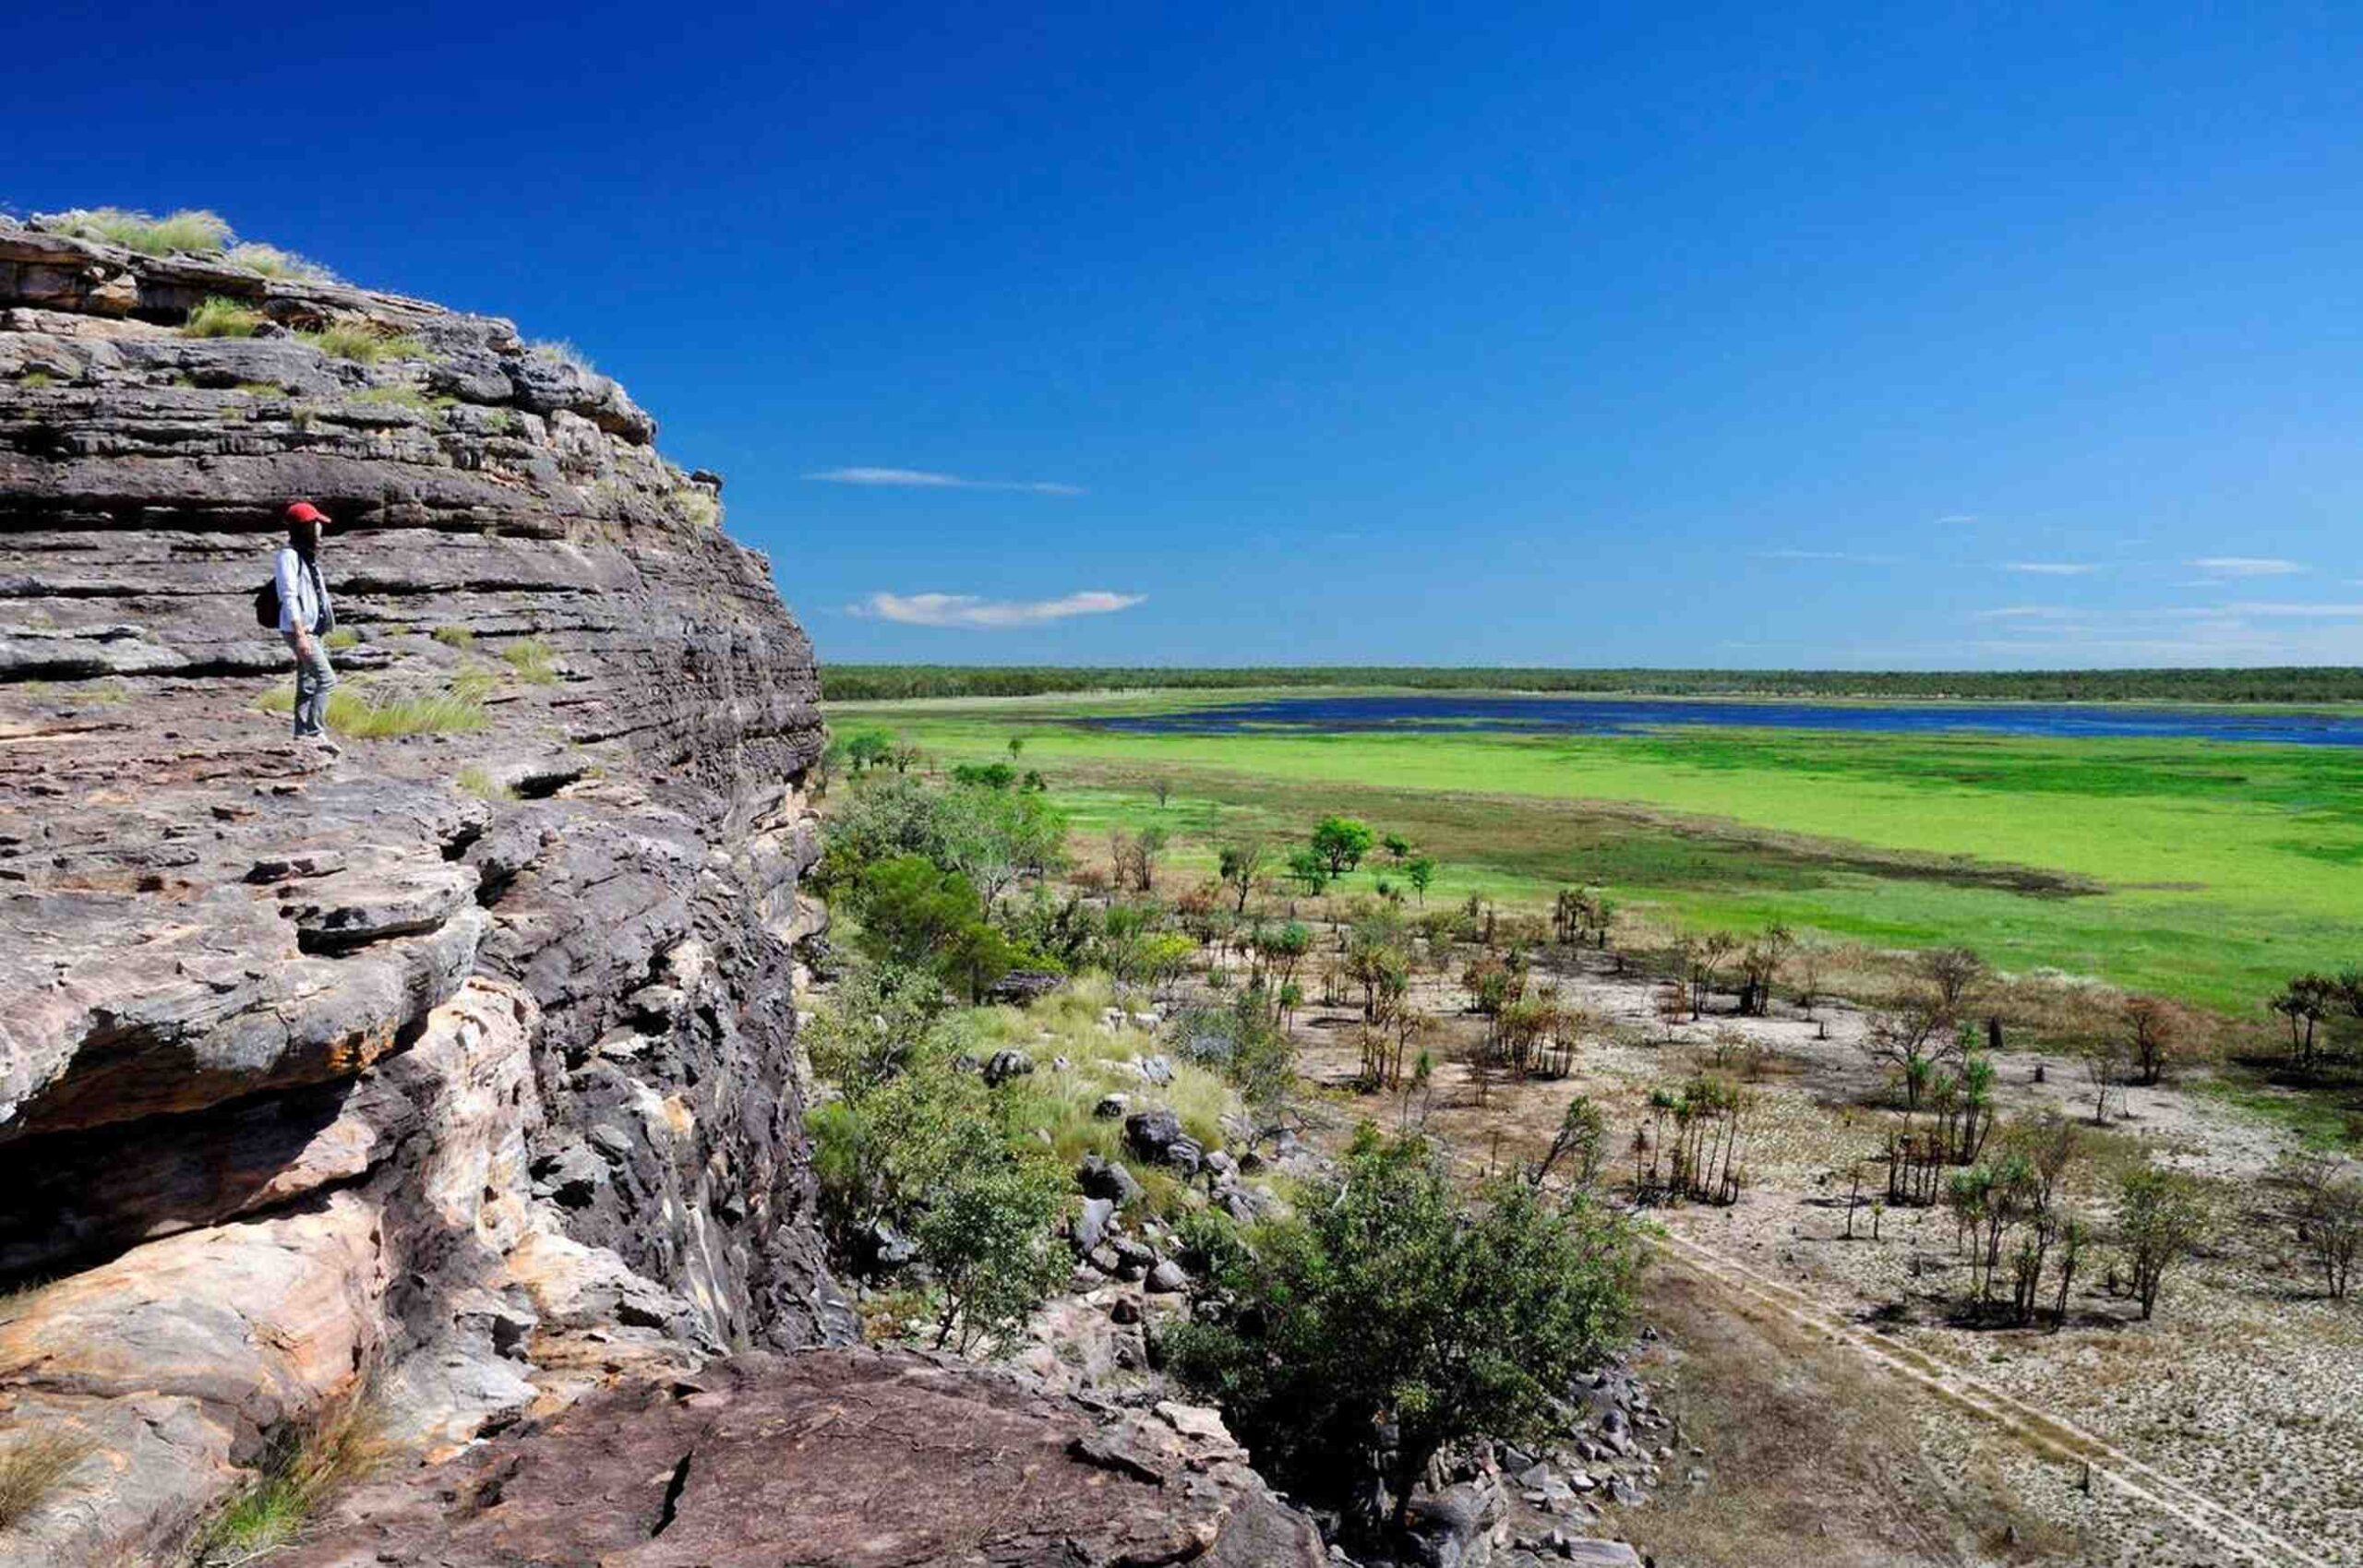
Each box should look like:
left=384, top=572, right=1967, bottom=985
left=2000, top=561, right=2096, bottom=576
left=803, top=466, right=1085, bottom=497
left=1970, top=604, right=2074, bottom=621
left=1932, top=514, right=1979, bottom=526
left=1751, top=548, right=1905, bottom=565
left=847, top=589, right=1146, bottom=629
left=2216, top=601, right=2363, bottom=618
left=2187, top=557, right=2304, bottom=578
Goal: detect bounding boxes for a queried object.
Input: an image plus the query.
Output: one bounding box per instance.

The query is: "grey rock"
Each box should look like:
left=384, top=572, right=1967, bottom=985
left=983, top=1047, right=1036, bottom=1087
left=1146, top=1259, right=1189, bottom=1294
left=1094, top=1092, right=1131, bottom=1119
left=1078, top=1154, right=1146, bottom=1206
left=1074, top=1197, right=1117, bottom=1256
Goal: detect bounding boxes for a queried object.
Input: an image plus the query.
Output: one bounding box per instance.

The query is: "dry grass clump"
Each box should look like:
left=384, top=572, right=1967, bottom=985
left=223, top=241, right=334, bottom=281
left=183, top=295, right=266, bottom=339
left=455, top=764, right=518, bottom=803
left=0, top=1427, right=93, bottom=1530
left=36, top=207, right=231, bottom=255
left=528, top=338, right=594, bottom=373
left=669, top=488, right=721, bottom=529
left=430, top=625, right=475, bottom=649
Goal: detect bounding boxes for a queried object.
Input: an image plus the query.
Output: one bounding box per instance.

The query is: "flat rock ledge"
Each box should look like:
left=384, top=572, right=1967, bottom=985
left=275, top=1348, right=1326, bottom=1568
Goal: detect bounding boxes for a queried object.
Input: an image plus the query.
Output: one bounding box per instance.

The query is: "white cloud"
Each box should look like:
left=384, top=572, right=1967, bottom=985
left=2187, top=557, right=2304, bottom=577
left=2000, top=561, right=2096, bottom=576
left=803, top=466, right=1084, bottom=497
left=1932, top=514, right=1979, bottom=526
left=1970, top=605, right=2073, bottom=621
left=847, top=590, right=1146, bottom=629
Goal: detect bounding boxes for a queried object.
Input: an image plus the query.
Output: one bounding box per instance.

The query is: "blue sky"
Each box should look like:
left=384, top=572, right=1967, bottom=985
left=18, top=0, right=2363, bottom=666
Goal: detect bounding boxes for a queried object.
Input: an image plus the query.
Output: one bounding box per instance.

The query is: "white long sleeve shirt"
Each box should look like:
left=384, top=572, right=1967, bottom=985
left=274, top=546, right=330, bottom=637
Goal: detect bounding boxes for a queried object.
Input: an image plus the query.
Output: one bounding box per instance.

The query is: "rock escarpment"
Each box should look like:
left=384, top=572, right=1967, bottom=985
left=0, top=217, right=848, bottom=1562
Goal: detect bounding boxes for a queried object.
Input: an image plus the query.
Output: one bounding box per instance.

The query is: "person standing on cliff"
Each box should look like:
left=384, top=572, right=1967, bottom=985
left=276, top=500, right=340, bottom=751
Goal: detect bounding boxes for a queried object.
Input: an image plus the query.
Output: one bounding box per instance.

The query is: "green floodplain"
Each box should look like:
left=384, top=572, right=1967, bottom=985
left=827, top=688, right=2363, bottom=1016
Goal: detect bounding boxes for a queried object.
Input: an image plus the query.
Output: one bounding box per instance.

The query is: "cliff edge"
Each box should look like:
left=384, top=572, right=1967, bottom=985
left=0, top=216, right=848, bottom=1562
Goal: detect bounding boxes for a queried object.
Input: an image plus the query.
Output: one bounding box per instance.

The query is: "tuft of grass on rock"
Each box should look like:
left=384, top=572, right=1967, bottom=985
left=429, top=625, right=475, bottom=649
left=17, top=370, right=60, bottom=389
left=499, top=638, right=558, bottom=685
left=528, top=338, right=594, bottom=374
left=669, top=488, right=721, bottom=530
left=301, top=323, right=426, bottom=364
left=257, top=681, right=489, bottom=738
left=224, top=241, right=335, bottom=281
left=183, top=295, right=266, bottom=339
left=37, top=207, right=231, bottom=255
left=324, top=627, right=360, bottom=651
left=0, top=1428, right=93, bottom=1531
left=456, top=764, right=518, bottom=803
left=194, top=1393, right=386, bottom=1565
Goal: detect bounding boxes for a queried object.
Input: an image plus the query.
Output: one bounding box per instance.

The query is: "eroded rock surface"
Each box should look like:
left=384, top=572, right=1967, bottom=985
left=0, top=216, right=847, bottom=1562
left=273, top=1349, right=1326, bottom=1568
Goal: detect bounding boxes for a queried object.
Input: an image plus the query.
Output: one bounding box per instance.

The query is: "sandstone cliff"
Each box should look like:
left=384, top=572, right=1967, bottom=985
left=0, top=217, right=848, bottom=1562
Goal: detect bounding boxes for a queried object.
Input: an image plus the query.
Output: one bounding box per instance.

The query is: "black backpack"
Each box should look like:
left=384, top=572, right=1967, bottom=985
left=255, top=554, right=328, bottom=631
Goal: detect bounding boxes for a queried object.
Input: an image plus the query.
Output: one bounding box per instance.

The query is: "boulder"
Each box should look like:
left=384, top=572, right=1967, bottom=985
left=983, top=1048, right=1036, bottom=1087
left=1073, top=1197, right=1117, bottom=1257
left=1077, top=1154, right=1145, bottom=1206
left=1093, top=1092, right=1131, bottom=1119
left=982, top=968, right=1064, bottom=1006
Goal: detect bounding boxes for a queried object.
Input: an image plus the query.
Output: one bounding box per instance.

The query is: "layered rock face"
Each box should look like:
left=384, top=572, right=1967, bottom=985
left=0, top=219, right=846, bottom=1562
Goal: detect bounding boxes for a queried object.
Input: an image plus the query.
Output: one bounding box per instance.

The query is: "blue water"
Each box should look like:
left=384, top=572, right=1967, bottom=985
left=1080, top=694, right=2363, bottom=747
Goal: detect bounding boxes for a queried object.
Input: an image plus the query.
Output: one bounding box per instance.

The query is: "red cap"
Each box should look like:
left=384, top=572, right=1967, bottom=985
left=285, top=501, right=329, bottom=526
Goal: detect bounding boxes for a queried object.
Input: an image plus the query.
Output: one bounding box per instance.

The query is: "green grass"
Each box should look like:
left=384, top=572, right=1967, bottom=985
left=183, top=295, right=266, bottom=338
left=2195, top=1071, right=2363, bottom=1152
left=324, top=627, right=360, bottom=650
left=258, top=681, right=489, bottom=738
left=301, top=323, right=426, bottom=363
left=430, top=625, right=475, bottom=649
left=36, top=206, right=231, bottom=255
left=669, top=487, right=721, bottom=529
left=350, top=384, right=432, bottom=410
left=498, top=638, right=558, bottom=684
left=16, top=369, right=60, bottom=389
left=840, top=692, right=2363, bottom=1012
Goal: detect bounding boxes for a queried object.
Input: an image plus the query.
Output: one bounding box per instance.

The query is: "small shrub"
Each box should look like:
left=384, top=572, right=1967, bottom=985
left=183, top=295, right=265, bottom=339
left=449, top=666, right=498, bottom=704
left=499, top=638, right=558, bottom=685
left=0, top=1428, right=92, bottom=1530
left=18, top=370, right=59, bottom=389
left=301, top=323, right=426, bottom=364
left=224, top=241, right=334, bottom=281
left=430, top=625, right=475, bottom=649
left=486, top=408, right=521, bottom=436
left=324, top=627, right=360, bottom=650
left=37, top=207, right=230, bottom=254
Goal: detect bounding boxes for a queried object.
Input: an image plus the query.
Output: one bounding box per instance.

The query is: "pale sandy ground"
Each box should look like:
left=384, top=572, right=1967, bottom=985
left=1263, top=945, right=2360, bottom=1567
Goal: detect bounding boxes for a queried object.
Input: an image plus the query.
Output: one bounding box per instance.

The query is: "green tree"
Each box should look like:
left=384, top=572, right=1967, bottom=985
left=1165, top=1127, right=1639, bottom=1530
left=914, top=1123, right=1069, bottom=1353
left=2117, top=1166, right=2211, bottom=1322
left=1217, top=840, right=1267, bottom=915
left=1285, top=846, right=1330, bottom=895
left=1381, top=832, right=1412, bottom=863
left=1310, top=815, right=1375, bottom=879
left=1404, top=855, right=1437, bottom=905
left=842, top=727, right=895, bottom=773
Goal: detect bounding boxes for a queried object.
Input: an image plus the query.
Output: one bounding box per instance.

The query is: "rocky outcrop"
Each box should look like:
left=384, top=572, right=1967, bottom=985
left=270, top=1349, right=1327, bottom=1568
left=0, top=216, right=846, bottom=1562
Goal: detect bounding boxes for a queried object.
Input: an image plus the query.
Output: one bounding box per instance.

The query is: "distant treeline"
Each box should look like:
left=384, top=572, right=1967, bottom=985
left=822, top=664, right=2363, bottom=704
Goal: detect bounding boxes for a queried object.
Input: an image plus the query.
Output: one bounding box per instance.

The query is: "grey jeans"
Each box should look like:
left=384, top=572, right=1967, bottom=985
left=285, top=631, right=338, bottom=738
